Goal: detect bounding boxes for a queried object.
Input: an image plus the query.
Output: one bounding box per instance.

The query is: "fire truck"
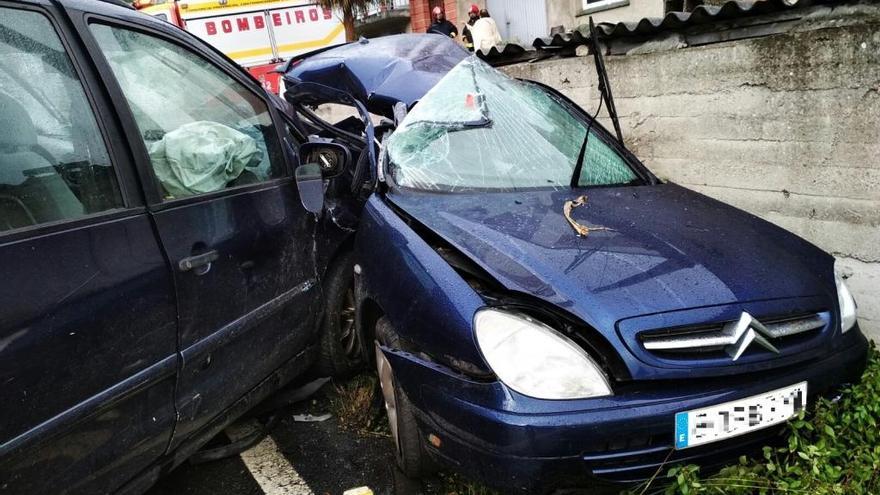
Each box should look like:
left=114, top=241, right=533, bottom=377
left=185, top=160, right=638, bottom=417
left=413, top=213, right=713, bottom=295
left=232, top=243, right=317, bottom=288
left=134, top=0, right=346, bottom=94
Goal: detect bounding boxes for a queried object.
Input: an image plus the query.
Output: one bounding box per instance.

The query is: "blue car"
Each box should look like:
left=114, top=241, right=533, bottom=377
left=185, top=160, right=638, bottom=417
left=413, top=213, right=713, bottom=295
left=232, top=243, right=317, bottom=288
left=283, top=34, right=868, bottom=492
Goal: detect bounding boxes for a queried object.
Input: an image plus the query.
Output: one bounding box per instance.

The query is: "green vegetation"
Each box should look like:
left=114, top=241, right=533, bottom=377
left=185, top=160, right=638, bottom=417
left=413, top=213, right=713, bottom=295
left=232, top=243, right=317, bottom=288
left=634, top=345, right=880, bottom=495
left=328, top=374, right=389, bottom=437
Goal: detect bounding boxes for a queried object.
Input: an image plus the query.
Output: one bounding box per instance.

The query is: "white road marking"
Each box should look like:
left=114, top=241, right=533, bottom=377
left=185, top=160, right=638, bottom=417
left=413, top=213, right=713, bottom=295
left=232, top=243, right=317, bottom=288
left=226, top=420, right=313, bottom=495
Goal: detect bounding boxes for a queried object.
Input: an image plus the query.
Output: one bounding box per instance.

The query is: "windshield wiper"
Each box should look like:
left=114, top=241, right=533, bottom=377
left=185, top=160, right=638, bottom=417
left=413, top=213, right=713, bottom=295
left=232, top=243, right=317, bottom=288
left=570, top=18, right=624, bottom=188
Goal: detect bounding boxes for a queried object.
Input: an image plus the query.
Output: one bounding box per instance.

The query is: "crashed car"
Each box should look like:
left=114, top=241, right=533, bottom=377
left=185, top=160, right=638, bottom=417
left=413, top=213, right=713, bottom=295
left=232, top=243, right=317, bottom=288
left=282, top=34, right=868, bottom=492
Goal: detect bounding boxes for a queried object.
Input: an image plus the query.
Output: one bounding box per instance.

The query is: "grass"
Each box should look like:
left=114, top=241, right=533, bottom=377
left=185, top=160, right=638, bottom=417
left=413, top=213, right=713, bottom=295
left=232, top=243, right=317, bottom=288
left=328, top=374, right=390, bottom=437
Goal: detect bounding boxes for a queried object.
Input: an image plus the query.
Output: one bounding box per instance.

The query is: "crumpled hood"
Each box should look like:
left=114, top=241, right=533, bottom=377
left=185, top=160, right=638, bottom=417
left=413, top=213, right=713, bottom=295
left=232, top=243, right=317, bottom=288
left=283, top=34, right=467, bottom=118
left=387, top=183, right=835, bottom=335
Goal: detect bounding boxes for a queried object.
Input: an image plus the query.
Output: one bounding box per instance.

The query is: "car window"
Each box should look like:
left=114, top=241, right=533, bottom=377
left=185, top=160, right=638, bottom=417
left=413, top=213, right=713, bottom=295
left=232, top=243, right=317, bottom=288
left=0, top=7, right=123, bottom=232
left=90, top=24, right=285, bottom=200
left=386, top=57, right=638, bottom=192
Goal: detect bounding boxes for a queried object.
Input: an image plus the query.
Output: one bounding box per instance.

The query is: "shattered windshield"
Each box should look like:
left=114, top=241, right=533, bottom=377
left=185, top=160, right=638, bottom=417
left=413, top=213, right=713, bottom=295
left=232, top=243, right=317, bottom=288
left=385, top=57, right=639, bottom=192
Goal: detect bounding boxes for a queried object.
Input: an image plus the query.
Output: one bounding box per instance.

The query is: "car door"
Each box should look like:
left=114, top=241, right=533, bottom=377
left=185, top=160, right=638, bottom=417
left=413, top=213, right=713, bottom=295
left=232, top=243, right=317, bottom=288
left=0, top=2, right=178, bottom=493
left=81, top=15, right=322, bottom=446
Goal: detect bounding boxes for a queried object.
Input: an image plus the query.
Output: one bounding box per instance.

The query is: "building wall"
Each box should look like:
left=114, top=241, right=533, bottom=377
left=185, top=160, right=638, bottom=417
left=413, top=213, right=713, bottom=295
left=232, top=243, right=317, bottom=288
left=450, top=0, right=664, bottom=44
left=502, top=6, right=880, bottom=340
left=546, top=0, right=666, bottom=41
left=547, top=0, right=578, bottom=32
left=411, top=0, right=459, bottom=32
left=577, top=0, right=665, bottom=25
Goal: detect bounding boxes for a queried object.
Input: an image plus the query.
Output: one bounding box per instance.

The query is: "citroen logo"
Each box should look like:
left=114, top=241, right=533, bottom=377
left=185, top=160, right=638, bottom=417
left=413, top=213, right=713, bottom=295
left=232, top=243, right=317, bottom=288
left=724, top=312, right=780, bottom=361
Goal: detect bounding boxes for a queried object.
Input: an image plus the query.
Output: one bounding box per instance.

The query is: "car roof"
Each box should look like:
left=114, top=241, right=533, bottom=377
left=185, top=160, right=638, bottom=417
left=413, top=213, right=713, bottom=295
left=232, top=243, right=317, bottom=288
left=283, top=34, right=469, bottom=118
left=94, top=0, right=135, bottom=9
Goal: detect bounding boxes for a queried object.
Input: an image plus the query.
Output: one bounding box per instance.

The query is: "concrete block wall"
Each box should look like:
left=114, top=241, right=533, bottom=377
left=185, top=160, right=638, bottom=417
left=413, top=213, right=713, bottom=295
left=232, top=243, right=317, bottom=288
left=502, top=5, right=880, bottom=339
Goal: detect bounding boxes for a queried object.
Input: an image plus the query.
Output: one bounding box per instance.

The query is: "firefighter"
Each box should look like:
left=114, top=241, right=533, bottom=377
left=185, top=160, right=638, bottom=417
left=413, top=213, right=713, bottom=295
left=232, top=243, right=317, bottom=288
left=471, top=8, right=502, bottom=53
left=462, top=4, right=480, bottom=51
left=427, top=6, right=458, bottom=38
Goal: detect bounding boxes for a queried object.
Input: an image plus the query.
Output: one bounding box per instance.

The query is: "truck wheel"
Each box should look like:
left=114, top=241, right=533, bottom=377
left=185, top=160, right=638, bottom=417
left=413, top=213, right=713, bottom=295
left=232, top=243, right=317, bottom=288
left=375, top=317, right=435, bottom=478
left=315, top=252, right=363, bottom=376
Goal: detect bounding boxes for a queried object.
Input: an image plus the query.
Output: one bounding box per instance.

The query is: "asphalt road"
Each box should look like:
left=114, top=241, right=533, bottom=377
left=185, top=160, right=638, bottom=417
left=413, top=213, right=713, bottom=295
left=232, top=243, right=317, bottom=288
left=144, top=376, right=452, bottom=495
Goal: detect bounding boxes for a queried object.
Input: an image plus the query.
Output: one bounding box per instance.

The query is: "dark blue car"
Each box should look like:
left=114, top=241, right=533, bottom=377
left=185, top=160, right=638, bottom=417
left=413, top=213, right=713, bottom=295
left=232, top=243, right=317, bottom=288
left=283, top=34, right=867, bottom=492
left=0, top=0, right=357, bottom=492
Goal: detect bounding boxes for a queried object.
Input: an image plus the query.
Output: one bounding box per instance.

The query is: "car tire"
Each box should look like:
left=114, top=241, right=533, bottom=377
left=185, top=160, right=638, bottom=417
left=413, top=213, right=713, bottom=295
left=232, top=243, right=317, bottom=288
left=375, top=317, right=435, bottom=478
left=314, top=252, right=363, bottom=377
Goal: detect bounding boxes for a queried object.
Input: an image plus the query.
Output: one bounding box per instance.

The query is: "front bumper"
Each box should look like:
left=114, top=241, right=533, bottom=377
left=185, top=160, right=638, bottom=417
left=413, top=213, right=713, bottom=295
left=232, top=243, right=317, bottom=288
left=383, top=330, right=869, bottom=493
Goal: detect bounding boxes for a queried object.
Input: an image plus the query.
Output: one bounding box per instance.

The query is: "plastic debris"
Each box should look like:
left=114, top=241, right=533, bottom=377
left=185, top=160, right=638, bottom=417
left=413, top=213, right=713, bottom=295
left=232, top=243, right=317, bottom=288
left=291, top=413, right=332, bottom=423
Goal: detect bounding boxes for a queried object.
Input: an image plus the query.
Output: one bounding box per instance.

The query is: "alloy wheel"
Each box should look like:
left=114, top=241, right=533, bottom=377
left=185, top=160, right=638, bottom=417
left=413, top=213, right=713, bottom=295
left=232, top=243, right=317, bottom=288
left=338, top=288, right=359, bottom=359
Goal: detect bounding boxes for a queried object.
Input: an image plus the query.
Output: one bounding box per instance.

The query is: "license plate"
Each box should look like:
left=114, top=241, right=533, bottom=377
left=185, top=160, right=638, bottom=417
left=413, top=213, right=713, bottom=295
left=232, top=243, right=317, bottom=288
left=674, top=382, right=807, bottom=450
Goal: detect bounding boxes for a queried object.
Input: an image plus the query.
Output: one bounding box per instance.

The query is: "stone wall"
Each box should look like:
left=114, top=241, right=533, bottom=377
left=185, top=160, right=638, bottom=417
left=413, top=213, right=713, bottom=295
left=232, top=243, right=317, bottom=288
left=502, top=4, right=880, bottom=339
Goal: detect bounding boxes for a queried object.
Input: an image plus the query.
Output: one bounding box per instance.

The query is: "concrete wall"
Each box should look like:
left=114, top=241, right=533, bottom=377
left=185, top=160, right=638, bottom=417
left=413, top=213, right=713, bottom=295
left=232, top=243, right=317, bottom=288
left=502, top=5, right=880, bottom=339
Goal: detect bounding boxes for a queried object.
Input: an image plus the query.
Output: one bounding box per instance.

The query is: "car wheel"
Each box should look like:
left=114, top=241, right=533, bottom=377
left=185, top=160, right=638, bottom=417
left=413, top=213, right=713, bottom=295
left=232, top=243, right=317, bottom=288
left=315, top=252, right=363, bottom=376
left=375, top=317, right=434, bottom=478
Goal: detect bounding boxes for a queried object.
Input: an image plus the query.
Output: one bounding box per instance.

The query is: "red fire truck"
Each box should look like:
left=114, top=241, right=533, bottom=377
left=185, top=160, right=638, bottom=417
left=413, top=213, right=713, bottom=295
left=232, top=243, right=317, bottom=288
left=134, top=0, right=346, bottom=93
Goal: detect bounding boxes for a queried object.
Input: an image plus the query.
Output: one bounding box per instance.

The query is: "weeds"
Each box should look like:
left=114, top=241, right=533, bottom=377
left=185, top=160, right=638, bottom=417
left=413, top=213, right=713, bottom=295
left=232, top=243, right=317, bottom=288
left=632, top=345, right=880, bottom=495
left=430, top=472, right=497, bottom=495
left=328, top=374, right=389, bottom=437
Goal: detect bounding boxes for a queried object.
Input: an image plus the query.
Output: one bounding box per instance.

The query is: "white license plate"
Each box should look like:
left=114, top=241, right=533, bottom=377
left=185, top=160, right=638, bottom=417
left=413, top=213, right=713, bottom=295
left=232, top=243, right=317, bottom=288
left=674, top=382, right=807, bottom=450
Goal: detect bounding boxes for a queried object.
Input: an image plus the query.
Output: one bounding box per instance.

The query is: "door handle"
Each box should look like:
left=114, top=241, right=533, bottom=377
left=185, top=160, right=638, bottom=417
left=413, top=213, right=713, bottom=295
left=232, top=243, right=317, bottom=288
left=178, top=250, right=219, bottom=273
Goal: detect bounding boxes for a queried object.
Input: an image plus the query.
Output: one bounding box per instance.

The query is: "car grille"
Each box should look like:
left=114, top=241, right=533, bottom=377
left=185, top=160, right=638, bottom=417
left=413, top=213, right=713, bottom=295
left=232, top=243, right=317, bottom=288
left=639, top=312, right=828, bottom=359
left=582, top=425, right=786, bottom=483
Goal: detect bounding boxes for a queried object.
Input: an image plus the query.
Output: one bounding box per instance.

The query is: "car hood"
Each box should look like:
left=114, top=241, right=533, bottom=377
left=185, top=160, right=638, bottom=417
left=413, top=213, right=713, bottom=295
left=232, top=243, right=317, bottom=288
left=386, top=183, right=835, bottom=335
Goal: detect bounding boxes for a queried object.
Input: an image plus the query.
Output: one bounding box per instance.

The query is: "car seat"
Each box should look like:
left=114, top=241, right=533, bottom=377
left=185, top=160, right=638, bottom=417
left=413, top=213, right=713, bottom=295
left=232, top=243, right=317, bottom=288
left=0, top=92, right=83, bottom=230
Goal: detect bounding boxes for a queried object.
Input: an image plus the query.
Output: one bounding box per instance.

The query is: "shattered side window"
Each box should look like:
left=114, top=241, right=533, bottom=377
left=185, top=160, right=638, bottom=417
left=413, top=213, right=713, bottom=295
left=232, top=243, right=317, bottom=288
left=386, top=57, right=638, bottom=192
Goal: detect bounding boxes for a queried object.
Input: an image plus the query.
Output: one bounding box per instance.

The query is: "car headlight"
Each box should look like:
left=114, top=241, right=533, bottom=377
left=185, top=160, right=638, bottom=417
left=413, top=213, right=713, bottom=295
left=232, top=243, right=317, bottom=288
left=474, top=308, right=612, bottom=400
left=835, top=272, right=858, bottom=333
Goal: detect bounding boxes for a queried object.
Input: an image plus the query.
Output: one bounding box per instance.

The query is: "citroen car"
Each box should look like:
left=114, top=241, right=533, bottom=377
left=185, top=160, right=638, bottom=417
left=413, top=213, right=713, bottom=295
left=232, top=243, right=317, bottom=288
left=281, top=34, right=868, bottom=493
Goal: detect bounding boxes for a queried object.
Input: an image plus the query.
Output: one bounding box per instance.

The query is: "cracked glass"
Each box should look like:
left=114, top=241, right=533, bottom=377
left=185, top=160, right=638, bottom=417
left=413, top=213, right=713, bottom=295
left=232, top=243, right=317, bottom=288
left=386, top=57, right=638, bottom=192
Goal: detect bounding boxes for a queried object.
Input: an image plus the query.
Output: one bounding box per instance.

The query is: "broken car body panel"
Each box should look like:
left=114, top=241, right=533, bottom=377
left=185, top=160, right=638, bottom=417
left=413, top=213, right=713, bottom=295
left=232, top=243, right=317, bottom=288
left=283, top=34, right=469, bottom=118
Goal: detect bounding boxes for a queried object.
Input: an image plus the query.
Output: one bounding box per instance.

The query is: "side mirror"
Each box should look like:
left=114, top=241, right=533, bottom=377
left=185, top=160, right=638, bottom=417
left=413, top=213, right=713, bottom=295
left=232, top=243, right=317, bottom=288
left=300, top=142, right=350, bottom=179
left=295, top=163, right=324, bottom=214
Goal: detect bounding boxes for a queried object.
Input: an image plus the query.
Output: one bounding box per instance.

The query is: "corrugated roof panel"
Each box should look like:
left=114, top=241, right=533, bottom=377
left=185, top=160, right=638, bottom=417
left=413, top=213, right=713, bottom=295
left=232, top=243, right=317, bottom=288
left=532, top=0, right=823, bottom=48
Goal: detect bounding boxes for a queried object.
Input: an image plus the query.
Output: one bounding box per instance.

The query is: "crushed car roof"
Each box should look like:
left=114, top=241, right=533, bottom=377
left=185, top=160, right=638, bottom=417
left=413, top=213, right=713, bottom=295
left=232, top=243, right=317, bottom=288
left=282, top=34, right=469, bottom=117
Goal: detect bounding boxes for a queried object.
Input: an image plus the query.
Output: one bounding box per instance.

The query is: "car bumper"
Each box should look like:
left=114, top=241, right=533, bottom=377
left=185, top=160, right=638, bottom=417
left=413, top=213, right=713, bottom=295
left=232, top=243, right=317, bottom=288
left=383, top=330, right=869, bottom=493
